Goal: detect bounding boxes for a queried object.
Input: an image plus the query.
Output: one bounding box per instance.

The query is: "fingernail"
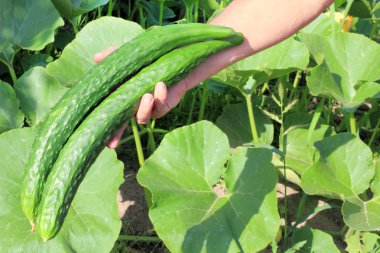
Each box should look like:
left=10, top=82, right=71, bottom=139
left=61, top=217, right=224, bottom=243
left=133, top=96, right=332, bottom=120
left=158, top=82, right=165, bottom=90
left=143, top=94, right=153, bottom=102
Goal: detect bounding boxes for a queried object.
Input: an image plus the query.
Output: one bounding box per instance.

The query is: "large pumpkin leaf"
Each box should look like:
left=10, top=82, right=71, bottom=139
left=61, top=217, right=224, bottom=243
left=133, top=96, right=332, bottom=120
left=283, top=124, right=335, bottom=176
left=301, top=133, right=380, bottom=231
left=51, top=0, right=108, bottom=19
left=281, top=113, right=335, bottom=175
left=14, top=67, right=68, bottom=126
left=212, top=38, right=309, bottom=95
left=0, top=128, right=123, bottom=252
left=300, top=32, right=380, bottom=111
left=343, top=197, right=380, bottom=231
left=46, top=17, right=144, bottom=87
left=0, top=81, right=24, bottom=133
left=137, top=121, right=279, bottom=253
left=300, top=13, right=340, bottom=36
left=301, top=133, right=374, bottom=199
left=0, top=0, right=63, bottom=56
left=215, top=103, right=273, bottom=147
left=291, top=227, right=340, bottom=253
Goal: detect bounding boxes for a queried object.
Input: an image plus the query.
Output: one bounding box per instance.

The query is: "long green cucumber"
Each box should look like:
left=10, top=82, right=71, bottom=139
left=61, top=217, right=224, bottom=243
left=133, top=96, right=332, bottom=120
left=37, top=35, right=243, bottom=241
left=21, top=24, right=238, bottom=225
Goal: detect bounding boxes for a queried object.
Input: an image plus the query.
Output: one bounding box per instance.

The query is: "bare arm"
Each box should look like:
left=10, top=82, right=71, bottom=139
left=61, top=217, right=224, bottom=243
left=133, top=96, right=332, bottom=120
left=156, top=0, right=334, bottom=118
left=99, top=0, right=333, bottom=147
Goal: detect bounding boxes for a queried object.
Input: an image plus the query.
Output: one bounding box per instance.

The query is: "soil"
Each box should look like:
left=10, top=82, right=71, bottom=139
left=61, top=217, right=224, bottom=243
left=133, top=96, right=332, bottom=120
left=118, top=169, right=153, bottom=235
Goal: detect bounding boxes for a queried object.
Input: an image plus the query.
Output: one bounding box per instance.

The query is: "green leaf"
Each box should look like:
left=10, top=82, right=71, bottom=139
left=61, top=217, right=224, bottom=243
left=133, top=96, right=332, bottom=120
left=291, top=227, right=340, bottom=253
left=215, top=103, right=274, bottom=147
left=137, top=0, right=176, bottom=26
left=46, top=17, right=144, bottom=87
left=362, top=232, right=380, bottom=252
left=300, top=32, right=380, bottom=111
left=345, top=231, right=362, bottom=253
left=137, top=121, right=279, bottom=253
left=51, top=0, right=108, bottom=19
left=199, top=0, right=221, bottom=16
left=301, top=133, right=374, bottom=199
left=0, top=81, right=24, bottom=133
left=371, top=158, right=380, bottom=196
left=349, top=0, right=372, bottom=18
left=0, top=128, right=123, bottom=252
left=282, top=123, right=335, bottom=175
left=301, top=133, right=380, bottom=231
left=343, top=195, right=380, bottom=231
left=0, top=0, right=64, bottom=53
left=284, top=241, right=307, bottom=253
left=346, top=231, right=380, bottom=253
left=373, top=1, right=380, bottom=21
left=212, top=38, right=309, bottom=95
left=20, top=53, right=53, bottom=71
left=300, top=13, right=340, bottom=36
left=14, top=67, right=68, bottom=126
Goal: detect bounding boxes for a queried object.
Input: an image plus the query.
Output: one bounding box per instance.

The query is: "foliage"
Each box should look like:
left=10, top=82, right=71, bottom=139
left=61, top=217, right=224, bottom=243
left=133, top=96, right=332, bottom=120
left=0, top=128, right=123, bottom=253
left=138, top=121, right=279, bottom=253
left=0, top=0, right=379, bottom=252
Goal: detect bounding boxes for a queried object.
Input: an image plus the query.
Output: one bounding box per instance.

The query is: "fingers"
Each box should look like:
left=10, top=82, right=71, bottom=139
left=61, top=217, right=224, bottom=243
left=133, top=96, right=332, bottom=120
left=136, top=93, right=154, bottom=124
left=151, top=82, right=170, bottom=119
left=93, top=46, right=118, bottom=63
left=135, top=78, right=193, bottom=120
left=107, top=123, right=128, bottom=149
left=151, top=78, right=190, bottom=119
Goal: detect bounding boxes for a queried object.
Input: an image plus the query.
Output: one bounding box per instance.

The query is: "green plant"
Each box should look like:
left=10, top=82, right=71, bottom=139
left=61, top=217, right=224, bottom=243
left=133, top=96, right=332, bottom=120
left=0, top=0, right=379, bottom=252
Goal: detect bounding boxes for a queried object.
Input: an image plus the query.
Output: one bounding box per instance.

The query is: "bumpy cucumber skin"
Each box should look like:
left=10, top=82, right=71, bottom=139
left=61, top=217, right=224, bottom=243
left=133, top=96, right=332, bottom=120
left=37, top=35, right=243, bottom=241
left=21, top=24, right=238, bottom=224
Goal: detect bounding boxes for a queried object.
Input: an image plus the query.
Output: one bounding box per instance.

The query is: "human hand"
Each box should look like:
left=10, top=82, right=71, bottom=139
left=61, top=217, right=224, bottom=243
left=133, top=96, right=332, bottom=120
left=94, top=46, right=190, bottom=148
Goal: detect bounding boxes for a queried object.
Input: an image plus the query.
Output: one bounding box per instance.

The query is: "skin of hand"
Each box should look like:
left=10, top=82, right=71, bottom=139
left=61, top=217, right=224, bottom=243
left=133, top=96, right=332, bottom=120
left=97, top=0, right=334, bottom=148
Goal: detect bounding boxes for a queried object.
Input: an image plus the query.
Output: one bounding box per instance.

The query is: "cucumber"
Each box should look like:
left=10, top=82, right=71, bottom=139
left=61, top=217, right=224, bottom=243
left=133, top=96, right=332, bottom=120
left=37, top=35, right=243, bottom=241
left=21, top=23, right=239, bottom=225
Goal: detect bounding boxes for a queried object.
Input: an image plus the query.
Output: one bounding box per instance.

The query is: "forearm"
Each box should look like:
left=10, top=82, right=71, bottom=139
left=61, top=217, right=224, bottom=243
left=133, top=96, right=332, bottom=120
left=184, top=0, right=334, bottom=87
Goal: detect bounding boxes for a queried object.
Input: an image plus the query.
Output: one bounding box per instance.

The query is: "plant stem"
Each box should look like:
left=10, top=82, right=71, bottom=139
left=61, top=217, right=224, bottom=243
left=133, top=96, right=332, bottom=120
left=194, top=0, right=199, bottom=23
left=70, top=17, right=79, bottom=34
left=369, top=21, right=378, bottom=40
left=97, top=7, right=102, bottom=18
left=131, top=118, right=145, bottom=166
left=131, top=118, right=153, bottom=208
left=139, top=6, right=145, bottom=28
left=186, top=90, right=197, bottom=125
left=0, top=57, right=17, bottom=83
left=198, top=81, right=208, bottom=121
left=349, top=112, right=357, bottom=135
left=259, top=82, right=268, bottom=96
left=289, top=70, right=301, bottom=100
left=244, top=94, right=260, bottom=143
left=107, top=0, right=114, bottom=16
left=341, top=0, right=353, bottom=24
left=280, top=98, right=288, bottom=248
left=159, top=0, right=164, bottom=25
left=307, top=97, right=326, bottom=141
left=146, top=119, right=156, bottom=154
left=369, top=118, right=380, bottom=148
left=119, top=128, right=168, bottom=145
left=282, top=157, right=288, bottom=247
left=118, top=235, right=161, bottom=242
left=330, top=4, right=336, bottom=36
